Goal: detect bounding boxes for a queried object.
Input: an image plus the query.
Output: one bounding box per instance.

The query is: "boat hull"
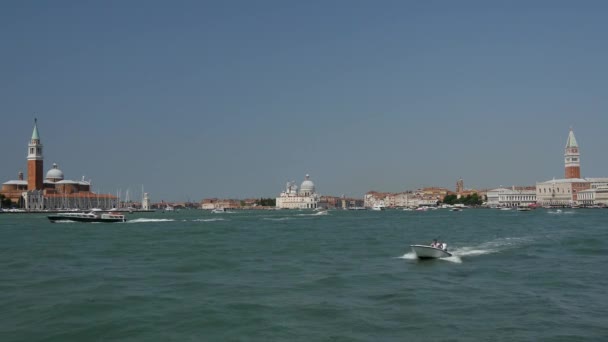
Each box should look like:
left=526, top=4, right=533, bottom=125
left=410, top=245, right=452, bottom=259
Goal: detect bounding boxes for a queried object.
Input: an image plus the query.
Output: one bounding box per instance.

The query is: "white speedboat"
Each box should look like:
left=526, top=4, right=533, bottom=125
left=211, top=208, right=226, bottom=213
left=410, top=244, right=452, bottom=259
left=371, top=204, right=386, bottom=211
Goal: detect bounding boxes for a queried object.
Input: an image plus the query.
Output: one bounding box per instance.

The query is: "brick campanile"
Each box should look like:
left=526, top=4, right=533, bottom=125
left=564, top=128, right=581, bottom=179
left=27, top=119, right=44, bottom=191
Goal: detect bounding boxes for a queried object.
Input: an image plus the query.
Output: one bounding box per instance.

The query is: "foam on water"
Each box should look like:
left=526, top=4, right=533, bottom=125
left=296, top=212, right=329, bottom=217
left=400, top=237, right=531, bottom=263
left=127, top=218, right=175, bottom=223
left=263, top=217, right=292, bottom=221
left=548, top=211, right=575, bottom=215
left=192, top=218, right=226, bottom=222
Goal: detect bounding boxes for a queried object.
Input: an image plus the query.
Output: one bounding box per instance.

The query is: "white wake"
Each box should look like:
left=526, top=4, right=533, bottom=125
left=127, top=218, right=175, bottom=223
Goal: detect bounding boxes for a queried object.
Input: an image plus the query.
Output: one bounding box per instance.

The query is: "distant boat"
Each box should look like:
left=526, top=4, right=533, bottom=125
left=164, top=205, right=175, bottom=212
left=500, top=207, right=513, bottom=211
left=371, top=204, right=386, bottom=211
left=517, top=206, right=532, bottom=211
left=48, top=211, right=126, bottom=223
left=211, top=208, right=226, bottom=213
left=450, top=207, right=463, bottom=212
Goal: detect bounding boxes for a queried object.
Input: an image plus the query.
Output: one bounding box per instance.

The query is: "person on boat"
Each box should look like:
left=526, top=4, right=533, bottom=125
left=441, top=243, right=448, bottom=251
left=431, top=239, right=438, bottom=248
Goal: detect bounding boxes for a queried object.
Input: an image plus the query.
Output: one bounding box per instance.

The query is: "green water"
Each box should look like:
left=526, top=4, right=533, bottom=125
left=1, top=209, right=607, bottom=341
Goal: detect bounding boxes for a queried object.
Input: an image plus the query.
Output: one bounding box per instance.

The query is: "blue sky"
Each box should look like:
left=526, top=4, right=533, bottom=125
left=2, top=1, right=607, bottom=201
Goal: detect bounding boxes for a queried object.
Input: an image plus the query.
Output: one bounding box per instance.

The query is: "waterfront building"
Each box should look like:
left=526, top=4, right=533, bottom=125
left=364, top=192, right=390, bottom=208
left=276, top=174, right=319, bottom=209
left=0, top=120, right=118, bottom=210
left=487, top=186, right=536, bottom=207
left=456, top=178, right=464, bottom=193
left=578, top=187, right=608, bottom=206
left=201, top=198, right=241, bottom=210
left=497, top=188, right=537, bottom=207
left=536, top=129, right=590, bottom=206
left=486, top=188, right=511, bottom=207
left=564, top=128, right=581, bottom=179
left=587, top=178, right=608, bottom=189
left=142, top=193, right=151, bottom=210
left=536, top=178, right=590, bottom=206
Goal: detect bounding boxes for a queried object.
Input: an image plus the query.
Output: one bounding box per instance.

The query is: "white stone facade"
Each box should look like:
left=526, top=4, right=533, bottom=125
left=276, top=175, right=319, bottom=209
left=578, top=187, right=608, bottom=206
left=498, top=190, right=536, bottom=207
left=535, top=178, right=590, bottom=206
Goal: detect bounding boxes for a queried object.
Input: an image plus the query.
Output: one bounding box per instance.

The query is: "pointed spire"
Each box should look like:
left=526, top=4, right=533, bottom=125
left=565, top=127, right=578, bottom=148
left=31, top=118, right=40, bottom=141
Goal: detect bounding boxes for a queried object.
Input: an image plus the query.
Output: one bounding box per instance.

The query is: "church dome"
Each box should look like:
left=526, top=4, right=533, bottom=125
left=46, top=163, right=64, bottom=181
left=300, top=174, right=315, bottom=194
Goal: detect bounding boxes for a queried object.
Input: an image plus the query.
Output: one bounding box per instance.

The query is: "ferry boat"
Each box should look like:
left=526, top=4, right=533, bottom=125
left=48, top=211, right=126, bottom=223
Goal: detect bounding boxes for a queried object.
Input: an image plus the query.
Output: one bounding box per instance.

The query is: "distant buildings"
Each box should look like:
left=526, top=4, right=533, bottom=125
left=365, top=187, right=455, bottom=208
left=276, top=174, right=320, bottom=209
left=0, top=120, right=118, bottom=210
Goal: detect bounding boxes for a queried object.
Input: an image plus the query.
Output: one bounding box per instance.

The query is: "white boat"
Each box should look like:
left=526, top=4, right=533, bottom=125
left=48, top=211, right=126, bottom=223
left=371, top=204, right=386, bottom=211
left=517, top=206, right=532, bottom=211
left=499, top=207, right=513, bottom=211
left=211, top=208, right=226, bottom=213
left=450, top=207, right=462, bottom=212
left=410, top=244, right=452, bottom=259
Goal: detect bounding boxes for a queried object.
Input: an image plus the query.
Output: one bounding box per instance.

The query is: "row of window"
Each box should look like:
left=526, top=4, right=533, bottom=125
left=539, top=188, right=570, bottom=194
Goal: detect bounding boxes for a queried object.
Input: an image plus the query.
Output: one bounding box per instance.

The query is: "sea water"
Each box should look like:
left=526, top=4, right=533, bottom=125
left=1, top=209, right=607, bottom=341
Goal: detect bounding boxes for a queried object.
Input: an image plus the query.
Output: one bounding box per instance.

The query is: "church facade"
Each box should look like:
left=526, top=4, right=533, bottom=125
left=0, top=120, right=118, bottom=210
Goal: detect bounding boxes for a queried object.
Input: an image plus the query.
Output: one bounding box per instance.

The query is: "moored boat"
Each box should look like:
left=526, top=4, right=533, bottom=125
left=410, top=244, right=452, bottom=259
left=48, top=211, right=126, bottom=223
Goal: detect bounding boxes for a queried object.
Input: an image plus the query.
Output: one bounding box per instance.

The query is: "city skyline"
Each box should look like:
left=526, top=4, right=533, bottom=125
left=2, top=2, right=608, bottom=200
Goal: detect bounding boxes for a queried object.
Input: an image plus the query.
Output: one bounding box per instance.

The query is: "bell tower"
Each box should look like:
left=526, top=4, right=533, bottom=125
left=564, top=128, right=580, bottom=179
left=27, top=118, right=44, bottom=190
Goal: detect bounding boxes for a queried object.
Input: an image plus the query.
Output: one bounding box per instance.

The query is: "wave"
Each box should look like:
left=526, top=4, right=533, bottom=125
left=450, top=237, right=530, bottom=258
left=127, top=218, right=175, bottom=223
left=548, top=211, right=576, bottom=215
left=192, top=218, right=226, bottom=222
left=296, top=212, right=329, bottom=217
left=263, top=217, right=292, bottom=221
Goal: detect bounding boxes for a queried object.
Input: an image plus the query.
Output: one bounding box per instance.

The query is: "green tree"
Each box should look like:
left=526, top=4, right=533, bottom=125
left=0, top=194, right=13, bottom=208
left=442, top=194, right=457, bottom=205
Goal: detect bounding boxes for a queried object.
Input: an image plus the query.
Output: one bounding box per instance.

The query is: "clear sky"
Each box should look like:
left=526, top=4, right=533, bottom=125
left=2, top=1, right=607, bottom=201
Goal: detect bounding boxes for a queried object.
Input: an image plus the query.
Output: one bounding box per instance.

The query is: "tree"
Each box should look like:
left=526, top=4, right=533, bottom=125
left=0, top=194, right=13, bottom=208
left=442, top=194, right=457, bottom=205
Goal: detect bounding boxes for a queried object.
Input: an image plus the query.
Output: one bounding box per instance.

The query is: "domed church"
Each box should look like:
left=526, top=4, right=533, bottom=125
left=276, top=174, right=320, bottom=209
left=0, top=120, right=117, bottom=210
